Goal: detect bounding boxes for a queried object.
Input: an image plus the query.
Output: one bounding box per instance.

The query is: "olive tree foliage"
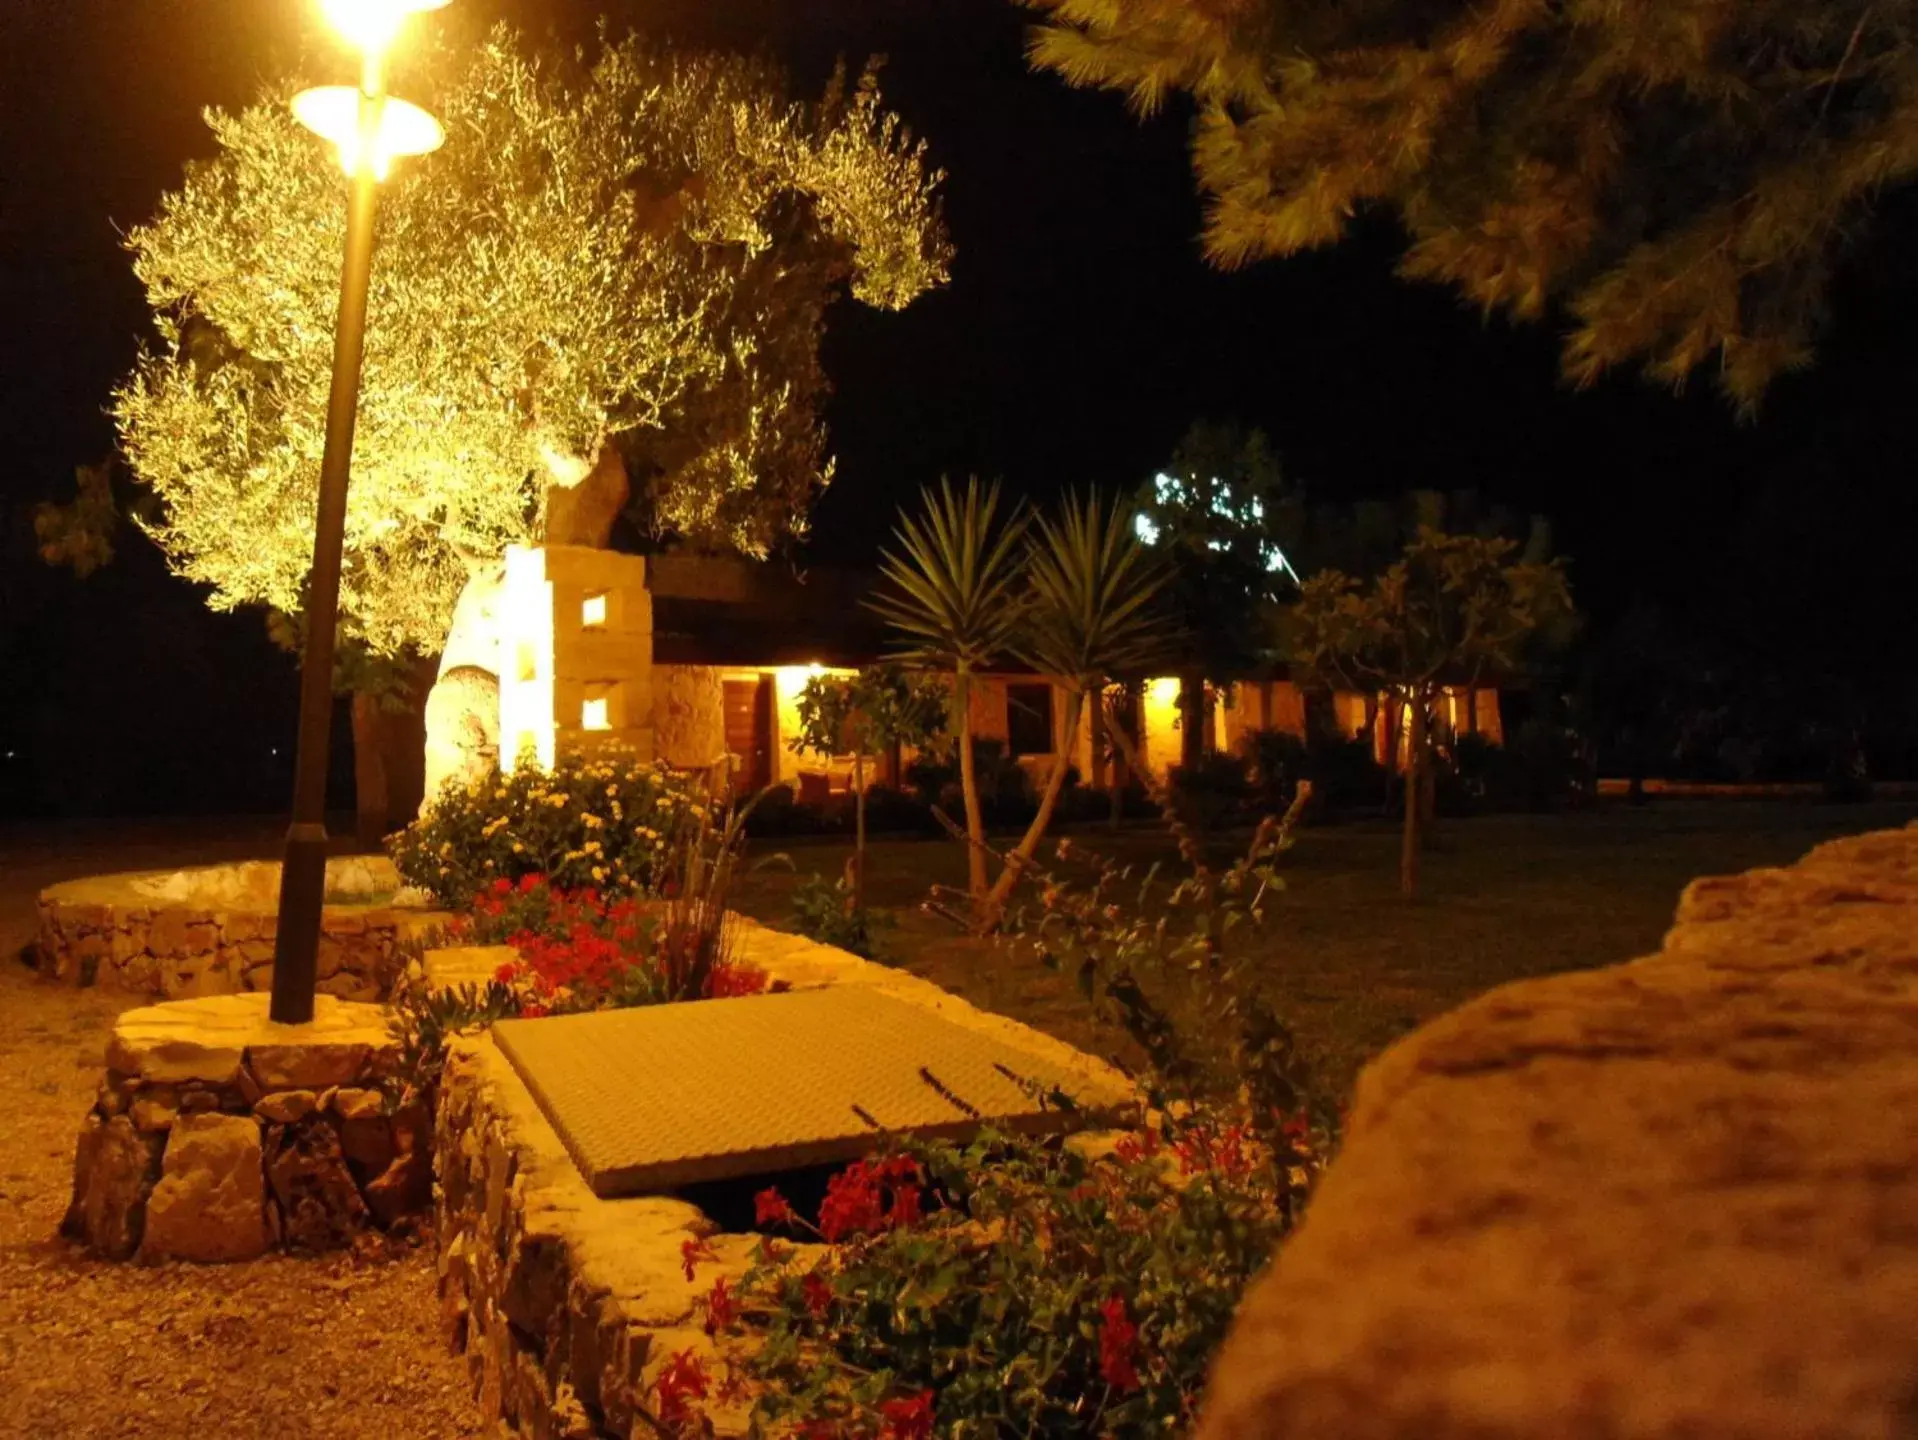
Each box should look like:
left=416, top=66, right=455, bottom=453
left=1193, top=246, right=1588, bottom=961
left=1286, top=528, right=1573, bottom=897
left=1028, top=0, right=1918, bottom=411
left=113, top=27, right=950, bottom=658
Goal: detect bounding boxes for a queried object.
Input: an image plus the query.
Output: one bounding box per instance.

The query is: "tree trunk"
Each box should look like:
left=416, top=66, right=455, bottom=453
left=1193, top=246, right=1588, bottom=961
left=1087, top=682, right=1108, bottom=792
left=984, top=690, right=1085, bottom=916
left=955, top=669, right=988, bottom=898
left=1179, top=671, right=1206, bottom=773
left=1400, top=697, right=1427, bottom=898
left=851, top=751, right=867, bottom=912
left=351, top=691, right=388, bottom=850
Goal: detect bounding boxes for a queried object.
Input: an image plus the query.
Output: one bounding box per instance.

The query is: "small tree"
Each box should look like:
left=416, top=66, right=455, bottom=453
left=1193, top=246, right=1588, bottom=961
left=868, top=478, right=1029, bottom=900
left=1133, top=422, right=1301, bottom=772
left=791, top=664, right=948, bottom=908
left=1286, top=528, right=1573, bottom=897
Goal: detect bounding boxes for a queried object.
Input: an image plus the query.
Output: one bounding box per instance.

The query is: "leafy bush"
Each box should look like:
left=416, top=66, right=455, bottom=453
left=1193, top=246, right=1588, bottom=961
left=1301, top=733, right=1388, bottom=814
left=788, top=871, right=888, bottom=960
left=1169, top=750, right=1255, bottom=830
left=692, top=1110, right=1316, bottom=1440
left=389, top=746, right=709, bottom=908
left=451, top=875, right=770, bottom=1016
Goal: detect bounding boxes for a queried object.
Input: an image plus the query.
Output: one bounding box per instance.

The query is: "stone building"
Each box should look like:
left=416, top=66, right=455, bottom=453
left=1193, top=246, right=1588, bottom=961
left=424, top=548, right=1508, bottom=803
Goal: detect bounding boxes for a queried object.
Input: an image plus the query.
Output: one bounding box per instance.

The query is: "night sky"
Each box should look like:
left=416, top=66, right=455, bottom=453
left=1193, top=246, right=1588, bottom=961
left=4, top=0, right=1917, bottom=816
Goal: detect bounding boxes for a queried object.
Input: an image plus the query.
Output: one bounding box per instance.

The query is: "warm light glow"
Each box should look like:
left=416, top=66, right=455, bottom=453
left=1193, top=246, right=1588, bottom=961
left=581, top=592, right=607, bottom=628
left=581, top=697, right=610, bottom=731
left=291, top=87, right=444, bottom=180
left=319, top=0, right=450, bottom=56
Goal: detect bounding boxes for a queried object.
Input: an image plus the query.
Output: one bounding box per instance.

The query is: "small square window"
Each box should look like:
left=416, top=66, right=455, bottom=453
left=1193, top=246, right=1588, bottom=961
left=581, top=592, right=608, bottom=628
left=581, top=697, right=610, bottom=731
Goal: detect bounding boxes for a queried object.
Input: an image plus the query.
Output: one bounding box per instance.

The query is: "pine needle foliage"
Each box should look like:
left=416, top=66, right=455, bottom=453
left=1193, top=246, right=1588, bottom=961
left=1027, top=0, right=1918, bottom=410
left=115, top=27, right=950, bottom=657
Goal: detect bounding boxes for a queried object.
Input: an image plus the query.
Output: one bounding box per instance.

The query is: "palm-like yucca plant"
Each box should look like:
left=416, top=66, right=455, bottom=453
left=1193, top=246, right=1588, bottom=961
left=984, top=490, right=1173, bottom=912
left=867, top=477, right=1028, bottom=898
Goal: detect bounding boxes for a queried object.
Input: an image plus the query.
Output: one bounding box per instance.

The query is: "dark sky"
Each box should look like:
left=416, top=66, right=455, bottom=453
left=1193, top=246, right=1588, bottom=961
left=4, top=0, right=1917, bottom=814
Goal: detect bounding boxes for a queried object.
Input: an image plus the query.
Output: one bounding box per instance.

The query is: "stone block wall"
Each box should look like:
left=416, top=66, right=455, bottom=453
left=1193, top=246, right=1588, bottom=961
left=35, top=861, right=448, bottom=1000
left=63, top=995, right=433, bottom=1263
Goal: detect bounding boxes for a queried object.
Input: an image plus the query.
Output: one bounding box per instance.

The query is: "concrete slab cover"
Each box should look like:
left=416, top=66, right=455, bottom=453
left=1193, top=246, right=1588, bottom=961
left=492, top=988, right=1134, bottom=1197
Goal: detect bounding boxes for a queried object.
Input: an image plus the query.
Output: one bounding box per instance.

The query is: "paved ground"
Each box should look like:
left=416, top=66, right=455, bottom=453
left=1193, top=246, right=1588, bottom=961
left=0, top=818, right=480, bottom=1440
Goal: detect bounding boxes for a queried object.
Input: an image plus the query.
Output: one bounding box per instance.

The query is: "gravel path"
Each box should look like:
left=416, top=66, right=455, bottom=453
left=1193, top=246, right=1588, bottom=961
left=0, top=820, right=481, bottom=1439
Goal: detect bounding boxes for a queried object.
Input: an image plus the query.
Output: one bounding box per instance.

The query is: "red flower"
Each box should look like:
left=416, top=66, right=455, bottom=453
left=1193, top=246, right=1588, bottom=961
left=493, top=961, right=520, bottom=985
left=703, top=1275, right=736, bottom=1335
left=1097, top=1296, right=1141, bottom=1392
left=796, top=1423, right=844, bottom=1440
left=1113, top=1130, right=1161, bottom=1165
left=1281, top=1110, right=1312, bottom=1146
left=879, top=1390, right=935, bottom=1440
left=491, top=877, right=514, bottom=896
left=519, top=872, right=546, bottom=893
left=800, top=1271, right=834, bottom=1319
left=886, top=1183, right=923, bottom=1230
left=653, top=1348, right=709, bottom=1426
left=681, top=1235, right=717, bottom=1282
left=754, top=1187, right=797, bottom=1229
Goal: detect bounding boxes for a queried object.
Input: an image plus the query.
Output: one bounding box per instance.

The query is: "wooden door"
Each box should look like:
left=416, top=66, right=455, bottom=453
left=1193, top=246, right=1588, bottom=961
left=723, top=676, right=774, bottom=794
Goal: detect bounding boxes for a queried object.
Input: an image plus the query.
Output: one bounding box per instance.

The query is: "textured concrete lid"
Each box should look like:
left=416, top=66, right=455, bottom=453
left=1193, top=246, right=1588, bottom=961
left=492, top=987, right=1134, bottom=1197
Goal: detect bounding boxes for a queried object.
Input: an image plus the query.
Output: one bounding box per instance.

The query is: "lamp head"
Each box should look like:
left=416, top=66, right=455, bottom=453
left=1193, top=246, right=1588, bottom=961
left=318, top=0, right=450, bottom=57
left=292, top=86, right=444, bottom=180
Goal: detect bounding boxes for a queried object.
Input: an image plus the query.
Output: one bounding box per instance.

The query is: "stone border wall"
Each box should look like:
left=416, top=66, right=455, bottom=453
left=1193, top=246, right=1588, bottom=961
left=63, top=995, right=434, bottom=1263
left=36, top=861, right=449, bottom=1001
left=433, top=916, right=1132, bottom=1440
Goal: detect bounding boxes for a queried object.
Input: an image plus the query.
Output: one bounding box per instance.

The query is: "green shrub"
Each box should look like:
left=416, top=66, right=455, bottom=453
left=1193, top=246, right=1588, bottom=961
left=788, top=871, right=888, bottom=960
left=388, top=746, right=710, bottom=908
left=1169, top=750, right=1255, bottom=830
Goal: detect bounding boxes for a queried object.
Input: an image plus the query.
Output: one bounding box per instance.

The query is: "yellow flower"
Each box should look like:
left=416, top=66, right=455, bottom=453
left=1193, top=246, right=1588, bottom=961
left=592, top=866, right=606, bottom=882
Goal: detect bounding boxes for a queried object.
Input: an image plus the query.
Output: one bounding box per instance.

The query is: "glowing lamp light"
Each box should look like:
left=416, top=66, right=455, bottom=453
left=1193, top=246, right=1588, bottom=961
left=581, top=697, right=611, bottom=732
left=319, top=0, right=451, bottom=55
left=292, top=86, right=444, bottom=180
left=581, top=593, right=608, bottom=628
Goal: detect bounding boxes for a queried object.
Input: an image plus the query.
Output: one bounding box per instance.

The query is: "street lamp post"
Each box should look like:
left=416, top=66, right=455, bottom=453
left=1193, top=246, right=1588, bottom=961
left=270, top=0, right=447, bottom=1025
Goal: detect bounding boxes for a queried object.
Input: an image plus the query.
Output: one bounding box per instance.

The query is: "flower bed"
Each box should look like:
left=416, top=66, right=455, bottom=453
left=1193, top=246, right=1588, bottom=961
left=35, top=856, right=446, bottom=1000
left=428, top=918, right=1143, bottom=1439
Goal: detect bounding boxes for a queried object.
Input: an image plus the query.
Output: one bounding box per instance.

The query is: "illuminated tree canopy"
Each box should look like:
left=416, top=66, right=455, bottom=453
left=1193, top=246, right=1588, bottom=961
left=115, top=27, right=950, bottom=657
left=1028, top=0, right=1918, bottom=409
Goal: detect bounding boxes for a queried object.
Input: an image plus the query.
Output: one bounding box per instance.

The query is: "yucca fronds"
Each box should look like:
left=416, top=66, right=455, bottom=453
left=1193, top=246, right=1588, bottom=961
left=866, top=477, right=1029, bottom=670
left=1016, top=490, right=1174, bottom=685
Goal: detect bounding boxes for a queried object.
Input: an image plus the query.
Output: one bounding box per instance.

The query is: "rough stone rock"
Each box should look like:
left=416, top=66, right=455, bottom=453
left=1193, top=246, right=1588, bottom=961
left=1197, top=825, right=1918, bottom=1440
left=340, top=1115, right=396, bottom=1176
left=247, top=1043, right=376, bottom=1089
left=255, top=1089, right=319, bottom=1124
left=63, top=1114, right=163, bottom=1259
left=331, top=1086, right=385, bottom=1121
left=422, top=664, right=501, bottom=806
left=364, top=1148, right=432, bottom=1228
left=129, top=1089, right=178, bottom=1132
left=266, top=1120, right=368, bottom=1250
left=141, top=1113, right=269, bottom=1263
left=108, top=993, right=393, bottom=1088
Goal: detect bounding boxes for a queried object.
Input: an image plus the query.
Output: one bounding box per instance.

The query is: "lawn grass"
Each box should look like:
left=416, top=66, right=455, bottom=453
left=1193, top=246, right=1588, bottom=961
left=729, top=799, right=1918, bottom=1100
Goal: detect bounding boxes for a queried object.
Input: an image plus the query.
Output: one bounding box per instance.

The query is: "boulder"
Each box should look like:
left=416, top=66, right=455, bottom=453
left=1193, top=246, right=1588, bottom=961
left=141, top=1113, right=268, bottom=1263
left=1197, top=825, right=1918, bottom=1440
left=62, top=1114, right=162, bottom=1260
left=266, top=1120, right=368, bottom=1250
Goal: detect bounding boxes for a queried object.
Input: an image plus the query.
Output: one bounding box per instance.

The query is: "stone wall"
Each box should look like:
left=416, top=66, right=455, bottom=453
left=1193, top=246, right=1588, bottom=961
left=432, top=916, right=1131, bottom=1439
left=1197, top=823, right=1918, bottom=1440
left=35, top=858, right=447, bottom=1000
left=63, top=995, right=433, bottom=1262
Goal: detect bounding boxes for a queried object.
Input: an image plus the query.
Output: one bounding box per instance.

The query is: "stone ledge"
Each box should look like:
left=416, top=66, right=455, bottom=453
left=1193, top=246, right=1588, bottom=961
left=35, top=857, right=448, bottom=1000
left=1197, top=823, right=1918, bottom=1440
left=65, top=993, right=430, bottom=1262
